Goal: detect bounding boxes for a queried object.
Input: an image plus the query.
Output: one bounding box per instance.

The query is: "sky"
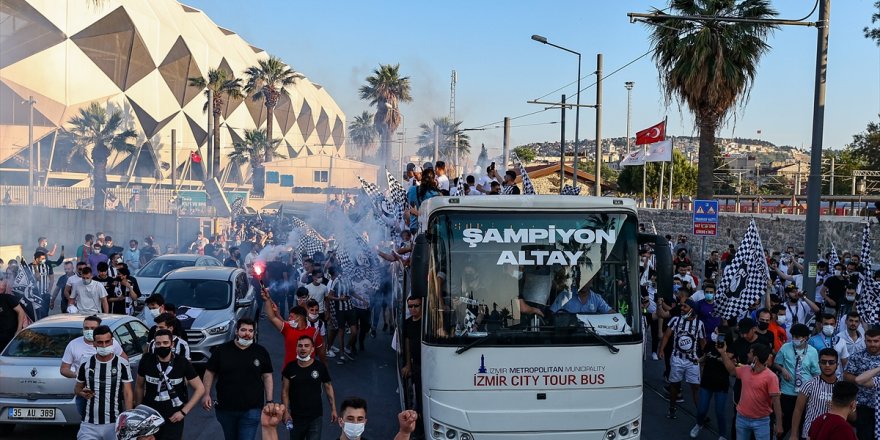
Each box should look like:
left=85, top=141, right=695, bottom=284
left=184, top=0, right=880, bottom=160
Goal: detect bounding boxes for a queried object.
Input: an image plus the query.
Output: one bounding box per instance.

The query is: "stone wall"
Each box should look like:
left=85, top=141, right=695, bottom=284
left=0, top=206, right=202, bottom=262
left=637, top=209, right=879, bottom=263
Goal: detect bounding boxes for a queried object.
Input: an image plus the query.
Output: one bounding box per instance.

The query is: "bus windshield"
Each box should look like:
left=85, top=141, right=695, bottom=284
left=423, top=211, right=641, bottom=346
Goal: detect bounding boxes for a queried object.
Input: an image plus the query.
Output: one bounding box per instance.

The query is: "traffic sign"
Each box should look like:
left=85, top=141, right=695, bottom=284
left=693, top=199, right=718, bottom=236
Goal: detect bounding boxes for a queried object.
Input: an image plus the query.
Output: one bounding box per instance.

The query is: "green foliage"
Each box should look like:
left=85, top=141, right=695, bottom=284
left=849, top=118, right=880, bottom=171
left=359, top=64, right=413, bottom=171
left=616, top=150, right=697, bottom=200
left=348, top=111, right=377, bottom=161
left=645, top=0, right=777, bottom=199
left=414, top=117, right=470, bottom=160
left=228, top=129, right=284, bottom=197
left=244, top=56, right=303, bottom=162
left=865, top=1, right=880, bottom=44
left=512, top=146, right=537, bottom=164
left=577, top=160, right=620, bottom=185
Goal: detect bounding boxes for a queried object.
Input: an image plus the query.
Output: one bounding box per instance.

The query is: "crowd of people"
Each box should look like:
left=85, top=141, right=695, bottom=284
left=638, top=231, right=880, bottom=440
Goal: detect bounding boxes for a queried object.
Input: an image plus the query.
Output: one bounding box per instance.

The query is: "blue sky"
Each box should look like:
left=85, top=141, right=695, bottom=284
left=184, top=0, right=879, bottom=159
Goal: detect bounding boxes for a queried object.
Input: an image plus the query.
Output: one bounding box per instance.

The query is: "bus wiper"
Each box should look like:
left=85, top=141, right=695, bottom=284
left=455, top=332, right=496, bottom=355
left=583, top=324, right=620, bottom=354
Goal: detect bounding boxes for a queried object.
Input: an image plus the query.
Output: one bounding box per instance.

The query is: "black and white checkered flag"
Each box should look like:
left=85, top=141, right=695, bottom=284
left=455, top=174, right=465, bottom=196
left=290, top=217, right=324, bottom=257
left=511, top=152, right=536, bottom=195
left=386, top=171, right=408, bottom=230
left=829, top=242, right=840, bottom=267
left=230, top=197, right=245, bottom=218
left=712, top=219, right=770, bottom=320
left=560, top=184, right=581, bottom=196
left=502, top=184, right=516, bottom=195
left=855, top=223, right=880, bottom=324
left=464, top=309, right=477, bottom=333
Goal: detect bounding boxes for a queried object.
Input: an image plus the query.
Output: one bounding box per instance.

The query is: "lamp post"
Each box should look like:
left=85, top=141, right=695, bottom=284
left=624, top=82, right=634, bottom=155
left=531, top=34, right=581, bottom=188
left=385, top=102, right=404, bottom=180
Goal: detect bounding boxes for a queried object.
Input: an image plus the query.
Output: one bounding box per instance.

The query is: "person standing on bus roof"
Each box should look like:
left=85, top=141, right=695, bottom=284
left=659, top=299, right=705, bottom=420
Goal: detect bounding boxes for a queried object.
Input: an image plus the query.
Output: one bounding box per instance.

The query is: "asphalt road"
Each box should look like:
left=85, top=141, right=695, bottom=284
left=5, top=317, right=730, bottom=440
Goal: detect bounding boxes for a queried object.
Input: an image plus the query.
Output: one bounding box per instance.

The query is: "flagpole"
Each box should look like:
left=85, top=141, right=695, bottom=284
left=667, top=135, right=674, bottom=209
left=641, top=142, right=647, bottom=208
left=658, top=161, right=665, bottom=209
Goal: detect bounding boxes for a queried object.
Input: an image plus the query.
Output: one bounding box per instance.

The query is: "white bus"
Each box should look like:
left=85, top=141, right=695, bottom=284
left=398, top=195, right=672, bottom=440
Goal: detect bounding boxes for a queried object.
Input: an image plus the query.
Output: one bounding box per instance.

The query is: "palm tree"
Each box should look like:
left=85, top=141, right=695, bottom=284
left=359, top=64, right=413, bottom=173
left=189, top=68, right=243, bottom=179
left=415, top=117, right=471, bottom=162
left=348, top=111, right=378, bottom=161
left=243, top=56, right=303, bottom=163
left=646, top=0, right=777, bottom=199
left=227, top=128, right=285, bottom=197
left=66, top=102, right=136, bottom=210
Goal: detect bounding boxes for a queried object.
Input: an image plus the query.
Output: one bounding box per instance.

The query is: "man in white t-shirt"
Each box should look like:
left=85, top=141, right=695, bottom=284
left=69, top=266, right=109, bottom=314
left=465, top=175, right=483, bottom=195
left=63, top=261, right=88, bottom=310
left=435, top=161, right=450, bottom=192
left=477, top=163, right=500, bottom=194
left=305, top=270, right=329, bottom=313
left=60, top=315, right=126, bottom=419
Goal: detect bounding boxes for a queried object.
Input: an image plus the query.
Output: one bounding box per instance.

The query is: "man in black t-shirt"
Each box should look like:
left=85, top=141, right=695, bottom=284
left=135, top=329, right=205, bottom=440
left=281, top=335, right=337, bottom=440
left=0, top=294, right=26, bottom=350
left=202, top=318, right=273, bottom=440
left=820, top=263, right=848, bottom=311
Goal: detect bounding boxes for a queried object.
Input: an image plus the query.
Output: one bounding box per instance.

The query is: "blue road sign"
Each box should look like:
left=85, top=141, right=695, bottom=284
left=693, top=200, right=719, bottom=223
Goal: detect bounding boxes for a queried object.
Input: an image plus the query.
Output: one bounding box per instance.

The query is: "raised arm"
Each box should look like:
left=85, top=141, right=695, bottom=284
left=261, top=288, right=285, bottom=332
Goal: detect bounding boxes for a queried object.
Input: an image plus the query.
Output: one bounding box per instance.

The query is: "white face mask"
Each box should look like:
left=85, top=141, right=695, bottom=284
left=822, top=325, right=835, bottom=337
left=149, top=308, right=162, bottom=318
left=709, top=333, right=718, bottom=342
left=95, top=346, right=113, bottom=356
left=777, top=316, right=787, bottom=325
left=296, top=354, right=311, bottom=362
left=342, top=422, right=366, bottom=439
left=846, top=294, right=857, bottom=302
left=237, top=337, right=253, bottom=347
left=83, top=329, right=95, bottom=341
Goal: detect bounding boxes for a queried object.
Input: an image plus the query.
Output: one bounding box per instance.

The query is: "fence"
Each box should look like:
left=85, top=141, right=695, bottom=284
left=0, top=185, right=213, bottom=216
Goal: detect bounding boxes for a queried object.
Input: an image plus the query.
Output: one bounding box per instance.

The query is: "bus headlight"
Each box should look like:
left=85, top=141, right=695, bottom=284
left=606, top=418, right=640, bottom=440
left=431, top=420, right=473, bottom=440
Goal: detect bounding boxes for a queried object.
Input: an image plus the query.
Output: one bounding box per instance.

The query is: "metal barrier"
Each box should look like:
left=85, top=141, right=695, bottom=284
left=0, top=185, right=188, bottom=215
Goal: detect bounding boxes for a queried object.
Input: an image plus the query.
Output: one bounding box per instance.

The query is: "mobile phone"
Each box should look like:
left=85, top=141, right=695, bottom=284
left=717, top=333, right=725, bottom=345
left=61, top=245, right=65, bottom=252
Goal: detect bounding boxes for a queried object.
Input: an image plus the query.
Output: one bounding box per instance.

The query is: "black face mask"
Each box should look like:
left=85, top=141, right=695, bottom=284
left=155, top=346, right=172, bottom=358
left=757, top=322, right=770, bottom=331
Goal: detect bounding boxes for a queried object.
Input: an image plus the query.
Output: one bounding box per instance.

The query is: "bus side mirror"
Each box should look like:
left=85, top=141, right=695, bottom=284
left=410, top=233, right=428, bottom=298
left=639, top=233, right=673, bottom=304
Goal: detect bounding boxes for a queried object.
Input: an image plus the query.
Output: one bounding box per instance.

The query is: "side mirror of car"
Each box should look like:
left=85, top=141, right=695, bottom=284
left=235, top=298, right=254, bottom=309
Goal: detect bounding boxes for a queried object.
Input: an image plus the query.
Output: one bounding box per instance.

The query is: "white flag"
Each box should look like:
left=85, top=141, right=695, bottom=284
left=646, top=139, right=673, bottom=162
left=618, top=149, right=645, bottom=167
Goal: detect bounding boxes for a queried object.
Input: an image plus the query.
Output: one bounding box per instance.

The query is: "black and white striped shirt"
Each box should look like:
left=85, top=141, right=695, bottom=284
left=331, top=277, right=353, bottom=312
left=76, top=354, right=133, bottom=425
left=668, top=316, right=705, bottom=362
left=30, top=262, right=51, bottom=295
left=148, top=336, right=191, bottom=360
left=799, top=376, right=836, bottom=436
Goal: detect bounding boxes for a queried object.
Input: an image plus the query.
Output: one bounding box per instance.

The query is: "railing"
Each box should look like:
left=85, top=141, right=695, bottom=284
left=0, top=185, right=212, bottom=216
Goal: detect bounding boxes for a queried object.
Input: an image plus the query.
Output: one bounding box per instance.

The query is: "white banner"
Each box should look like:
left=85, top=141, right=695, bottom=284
left=618, top=149, right=645, bottom=167
left=646, top=139, right=673, bottom=162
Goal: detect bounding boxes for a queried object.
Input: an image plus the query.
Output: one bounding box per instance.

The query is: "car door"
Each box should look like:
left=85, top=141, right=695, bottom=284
left=113, top=322, right=143, bottom=373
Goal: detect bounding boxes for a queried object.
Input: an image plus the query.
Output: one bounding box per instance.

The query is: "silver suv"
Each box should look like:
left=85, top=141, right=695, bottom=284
left=141, top=266, right=256, bottom=364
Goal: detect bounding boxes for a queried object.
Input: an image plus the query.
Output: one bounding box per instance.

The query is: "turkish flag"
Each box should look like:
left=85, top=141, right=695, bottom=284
left=635, top=120, right=666, bottom=145
left=190, top=151, right=202, bottom=163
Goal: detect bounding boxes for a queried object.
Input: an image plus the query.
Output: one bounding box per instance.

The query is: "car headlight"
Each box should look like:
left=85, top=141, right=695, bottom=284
left=206, top=322, right=230, bottom=335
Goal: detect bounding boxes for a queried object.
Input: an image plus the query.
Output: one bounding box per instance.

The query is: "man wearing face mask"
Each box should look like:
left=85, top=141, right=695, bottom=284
left=820, top=263, right=848, bottom=313
left=144, top=295, right=188, bottom=343
left=769, top=305, right=790, bottom=349
left=808, top=314, right=850, bottom=375
left=658, top=299, right=705, bottom=419
left=281, top=335, right=337, bottom=439
left=75, top=325, right=133, bottom=440
left=50, top=261, right=75, bottom=313
left=61, top=315, right=127, bottom=419
left=332, top=397, right=418, bottom=440
left=147, top=313, right=191, bottom=360
left=263, top=290, right=327, bottom=367
left=69, top=266, right=109, bottom=314
left=135, top=329, right=205, bottom=440
left=224, top=246, right=242, bottom=269
left=754, top=309, right=779, bottom=351
left=782, top=285, right=819, bottom=332
left=694, top=283, right=721, bottom=339
left=123, top=240, right=141, bottom=271
left=772, top=323, right=820, bottom=438
left=202, top=318, right=274, bottom=440
left=30, top=250, right=56, bottom=319
left=718, top=341, right=783, bottom=440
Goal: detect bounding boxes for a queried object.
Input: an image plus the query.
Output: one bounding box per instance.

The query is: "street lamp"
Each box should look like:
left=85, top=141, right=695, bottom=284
left=624, top=82, right=634, bottom=155
left=385, top=102, right=405, bottom=178
left=531, top=34, right=581, bottom=189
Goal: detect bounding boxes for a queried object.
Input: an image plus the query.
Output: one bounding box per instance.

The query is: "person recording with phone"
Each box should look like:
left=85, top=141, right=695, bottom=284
left=689, top=325, right=733, bottom=439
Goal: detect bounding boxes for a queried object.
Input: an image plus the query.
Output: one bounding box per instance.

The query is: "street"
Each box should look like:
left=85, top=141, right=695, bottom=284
left=5, top=314, right=729, bottom=440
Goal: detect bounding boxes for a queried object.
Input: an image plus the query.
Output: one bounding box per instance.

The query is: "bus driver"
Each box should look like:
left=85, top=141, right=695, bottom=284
left=552, top=272, right=613, bottom=315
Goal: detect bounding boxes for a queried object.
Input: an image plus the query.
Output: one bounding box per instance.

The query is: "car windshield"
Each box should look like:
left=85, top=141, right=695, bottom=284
left=423, top=211, right=640, bottom=346
left=137, top=259, right=197, bottom=278
left=3, top=327, right=82, bottom=357
left=154, top=279, right=231, bottom=310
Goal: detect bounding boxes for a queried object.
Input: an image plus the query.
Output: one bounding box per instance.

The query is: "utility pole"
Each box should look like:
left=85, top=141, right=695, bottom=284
left=171, top=129, right=178, bottom=189
left=450, top=70, right=457, bottom=171
left=26, top=96, right=35, bottom=205
left=559, top=94, right=566, bottom=194
left=625, top=82, right=634, bottom=155
left=502, top=117, right=511, bottom=170
left=433, top=124, right=440, bottom=164
left=206, top=89, right=214, bottom=180
left=829, top=155, right=835, bottom=195
left=594, top=54, right=603, bottom=196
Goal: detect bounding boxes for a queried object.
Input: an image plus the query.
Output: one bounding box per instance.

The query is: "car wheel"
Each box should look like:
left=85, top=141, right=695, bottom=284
left=0, top=423, right=15, bottom=437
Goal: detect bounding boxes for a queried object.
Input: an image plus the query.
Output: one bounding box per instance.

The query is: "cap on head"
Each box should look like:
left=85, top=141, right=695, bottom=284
left=422, top=162, right=433, bottom=170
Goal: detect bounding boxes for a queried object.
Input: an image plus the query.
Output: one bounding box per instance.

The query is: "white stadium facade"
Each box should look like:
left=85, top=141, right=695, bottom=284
left=0, top=0, right=347, bottom=188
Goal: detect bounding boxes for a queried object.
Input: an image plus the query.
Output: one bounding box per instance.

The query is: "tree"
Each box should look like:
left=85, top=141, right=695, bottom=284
left=616, top=150, right=697, bottom=205
left=849, top=118, right=880, bottom=171
left=577, top=160, right=620, bottom=185
left=414, top=117, right=471, bottom=161
left=512, top=146, right=537, bottom=164
left=189, top=68, right=243, bottom=179
left=66, top=102, right=136, bottom=210
left=243, top=56, right=303, bottom=163
left=359, top=64, right=413, bottom=173
left=227, top=129, right=285, bottom=197
left=347, top=111, right=378, bottom=161
left=645, top=0, right=777, bottom=199
left=865, top=1, right=880, bottom=44
left=476, top=144, right=490, bottom=169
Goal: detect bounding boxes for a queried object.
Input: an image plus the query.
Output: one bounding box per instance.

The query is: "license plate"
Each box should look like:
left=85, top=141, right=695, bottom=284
left=7, top=407, right=55, bottom=420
